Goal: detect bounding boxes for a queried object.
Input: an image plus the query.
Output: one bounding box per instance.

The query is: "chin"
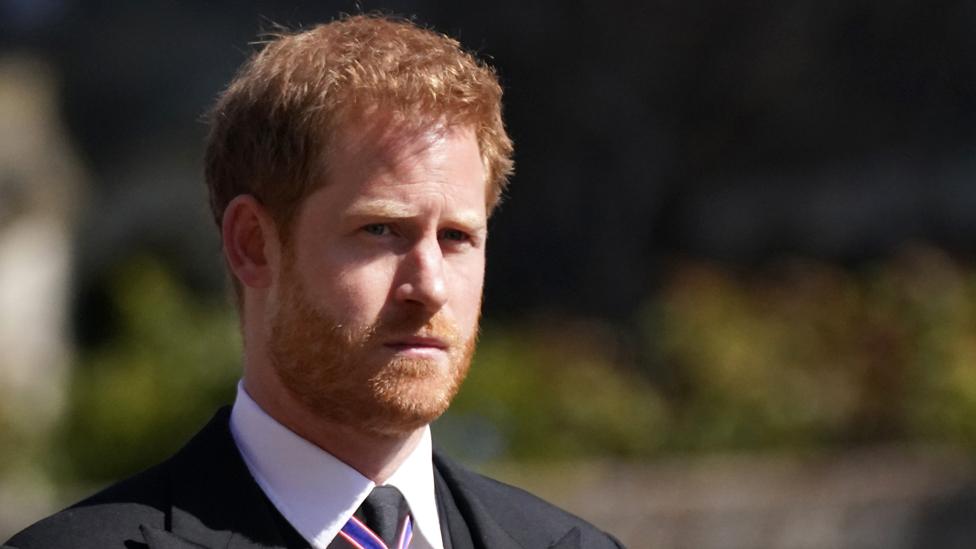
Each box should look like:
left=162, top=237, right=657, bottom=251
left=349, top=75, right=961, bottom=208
left=280, top=357, right=465, bottom=438
left=360, top=371, right=460, bottom=436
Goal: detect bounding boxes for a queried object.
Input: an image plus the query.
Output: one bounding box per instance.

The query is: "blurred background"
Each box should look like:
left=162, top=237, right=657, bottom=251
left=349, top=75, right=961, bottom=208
left=2, top=1, right=976, bottom=547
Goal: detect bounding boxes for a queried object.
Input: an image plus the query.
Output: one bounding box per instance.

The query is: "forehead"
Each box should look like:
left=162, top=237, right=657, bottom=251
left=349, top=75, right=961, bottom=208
left=324, top=116, right=486, bottom=198
left=328, top=111, right=466, bottom=166
left=290, top=115, right=488, bottom=229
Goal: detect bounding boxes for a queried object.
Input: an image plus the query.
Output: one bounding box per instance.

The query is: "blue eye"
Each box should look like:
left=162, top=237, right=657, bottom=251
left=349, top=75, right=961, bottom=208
left=363, top=224, right=390, bottom=236
left=440, top=228, right=469, bottom=242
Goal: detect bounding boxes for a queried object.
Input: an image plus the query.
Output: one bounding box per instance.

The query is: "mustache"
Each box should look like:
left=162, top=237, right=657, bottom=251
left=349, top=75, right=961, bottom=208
left=368, top=309, right=462, bottom=344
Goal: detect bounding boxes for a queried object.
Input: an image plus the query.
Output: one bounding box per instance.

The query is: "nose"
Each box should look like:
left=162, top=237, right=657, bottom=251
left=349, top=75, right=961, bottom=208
left=394, top=235, right=448, bottom=312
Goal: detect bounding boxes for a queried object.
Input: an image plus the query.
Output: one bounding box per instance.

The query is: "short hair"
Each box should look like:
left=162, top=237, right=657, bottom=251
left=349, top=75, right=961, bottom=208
left=204, top=14, right=514, bottom=237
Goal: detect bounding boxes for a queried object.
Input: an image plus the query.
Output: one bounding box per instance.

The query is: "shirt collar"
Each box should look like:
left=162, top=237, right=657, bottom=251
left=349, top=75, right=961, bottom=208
left=229, top=382, right=443, bottom=549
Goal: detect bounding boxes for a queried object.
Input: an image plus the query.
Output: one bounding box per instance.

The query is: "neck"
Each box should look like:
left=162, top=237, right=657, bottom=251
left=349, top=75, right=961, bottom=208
left=300, top=419, right=425, bottom=484
left=242, top=369, right=424, bottom=484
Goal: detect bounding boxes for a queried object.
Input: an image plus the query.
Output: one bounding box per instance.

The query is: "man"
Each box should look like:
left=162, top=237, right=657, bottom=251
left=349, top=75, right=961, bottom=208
left=7, top=14, right=622, bottom=549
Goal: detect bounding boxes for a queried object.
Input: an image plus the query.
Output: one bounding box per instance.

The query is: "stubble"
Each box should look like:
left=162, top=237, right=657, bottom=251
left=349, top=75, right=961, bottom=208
left=268, top=262, right=476, bottom=437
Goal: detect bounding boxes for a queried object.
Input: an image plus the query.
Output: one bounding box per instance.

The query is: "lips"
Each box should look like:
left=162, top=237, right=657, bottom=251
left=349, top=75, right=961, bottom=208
left=383, top=336, right=449, bottom=351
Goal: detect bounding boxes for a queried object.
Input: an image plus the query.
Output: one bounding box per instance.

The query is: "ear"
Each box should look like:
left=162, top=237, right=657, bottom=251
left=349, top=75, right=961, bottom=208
left=221, top=195, right=280, bottom=290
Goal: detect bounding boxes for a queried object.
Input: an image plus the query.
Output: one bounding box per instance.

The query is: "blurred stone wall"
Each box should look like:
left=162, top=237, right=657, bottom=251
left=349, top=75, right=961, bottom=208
left=0, top=53, right=85, bottom=528
left=494, top=447, right=976, bottom=549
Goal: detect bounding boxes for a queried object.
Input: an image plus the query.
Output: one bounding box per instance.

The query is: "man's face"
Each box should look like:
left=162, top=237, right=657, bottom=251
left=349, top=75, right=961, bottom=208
left=266, top=118, right=487, bottom=437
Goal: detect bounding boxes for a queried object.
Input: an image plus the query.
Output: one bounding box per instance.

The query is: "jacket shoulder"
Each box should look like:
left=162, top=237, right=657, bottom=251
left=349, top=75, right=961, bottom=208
left=433, top=452, right=624, bottom=548
left=6, top=459, right=170, bottom=548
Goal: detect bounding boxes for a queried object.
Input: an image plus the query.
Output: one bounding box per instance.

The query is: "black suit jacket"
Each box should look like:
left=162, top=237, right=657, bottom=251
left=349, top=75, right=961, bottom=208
left=6, top=409, right=623, bottom=549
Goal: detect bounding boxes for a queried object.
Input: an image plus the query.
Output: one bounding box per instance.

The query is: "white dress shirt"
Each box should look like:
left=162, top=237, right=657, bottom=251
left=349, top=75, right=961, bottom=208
left=229, top=383, right=444, bottom=549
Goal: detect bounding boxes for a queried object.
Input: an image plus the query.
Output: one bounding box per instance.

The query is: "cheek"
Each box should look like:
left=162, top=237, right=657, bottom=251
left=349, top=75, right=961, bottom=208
left=287, top=228, right=400, bottom=325
left=448, top=257, right=485, bottom=327
left=327, top=260, right=400, bottom=319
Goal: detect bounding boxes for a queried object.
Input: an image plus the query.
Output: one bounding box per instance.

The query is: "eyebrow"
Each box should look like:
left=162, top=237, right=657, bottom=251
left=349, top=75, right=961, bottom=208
left=346, top=200, right=415, bottom=219
left=346, top=199, right=486, bottom=230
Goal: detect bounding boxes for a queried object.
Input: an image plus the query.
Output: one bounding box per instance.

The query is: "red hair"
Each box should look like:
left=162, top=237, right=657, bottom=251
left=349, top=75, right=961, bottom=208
left=204, top=14, right=514, bottom=234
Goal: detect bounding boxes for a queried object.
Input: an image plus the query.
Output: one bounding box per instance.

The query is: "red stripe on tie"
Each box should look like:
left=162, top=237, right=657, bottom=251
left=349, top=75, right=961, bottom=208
left=337, top=529, right=368, bottom=549
left=396, top=515, right=413, bottom=549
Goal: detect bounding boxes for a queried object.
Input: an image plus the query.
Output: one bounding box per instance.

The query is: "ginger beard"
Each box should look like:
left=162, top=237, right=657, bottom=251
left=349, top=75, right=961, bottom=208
left=268, top=252, right=477, bottom=437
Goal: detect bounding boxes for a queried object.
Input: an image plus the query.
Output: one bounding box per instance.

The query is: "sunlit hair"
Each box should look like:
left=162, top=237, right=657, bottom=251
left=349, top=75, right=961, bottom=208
left=204, top=14, right=514, bottom=235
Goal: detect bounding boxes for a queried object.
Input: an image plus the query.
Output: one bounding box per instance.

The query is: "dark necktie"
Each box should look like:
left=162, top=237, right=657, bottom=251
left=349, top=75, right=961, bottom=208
left=330, top=485, right=414, bottom=549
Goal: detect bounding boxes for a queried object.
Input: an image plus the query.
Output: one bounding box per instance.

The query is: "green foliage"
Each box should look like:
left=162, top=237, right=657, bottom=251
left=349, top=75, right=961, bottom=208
left=441, top=320, right=667, bottom=462
left=54, top=257, right=240, bottom=483
left=649, top=246, right=976, bottom=452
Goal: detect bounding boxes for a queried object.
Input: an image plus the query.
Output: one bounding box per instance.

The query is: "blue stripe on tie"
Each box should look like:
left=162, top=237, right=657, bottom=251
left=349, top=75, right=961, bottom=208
left=339, top=516, right=388, bottom=549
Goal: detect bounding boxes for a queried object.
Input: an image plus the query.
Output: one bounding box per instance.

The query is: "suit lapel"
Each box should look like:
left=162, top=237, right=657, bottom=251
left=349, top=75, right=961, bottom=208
left=142, top=408, right=305, bottom=549
left=434, top=464, right=474, bottom=549
left=140, top=525, right=208, bottom=549
left=432, top=453, right=524, bottom=549
left=436, top=480, right=523, bottom=549
left=548, top=528, right=581, bottom=549
left=432, top=452, right=581, bottom=549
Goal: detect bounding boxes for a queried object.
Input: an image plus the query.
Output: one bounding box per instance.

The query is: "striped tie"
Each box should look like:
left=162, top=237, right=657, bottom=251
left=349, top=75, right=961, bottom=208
left=332, top=486, right=414, bottom=549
